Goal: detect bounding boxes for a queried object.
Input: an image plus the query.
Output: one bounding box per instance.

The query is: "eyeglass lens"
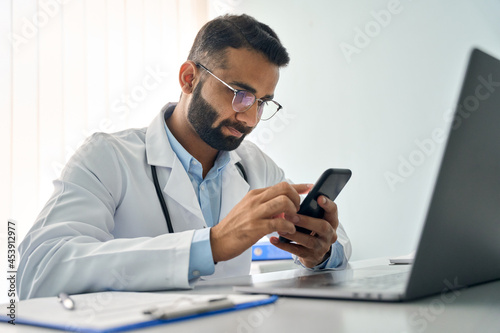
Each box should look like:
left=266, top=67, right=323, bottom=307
left=232, top=91, right=279, bottom=120
left=233, top=91, right=255, bottom=111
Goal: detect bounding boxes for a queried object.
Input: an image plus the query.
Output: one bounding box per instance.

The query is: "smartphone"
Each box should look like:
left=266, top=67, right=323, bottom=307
left=279, top=168, right=352, bottom=243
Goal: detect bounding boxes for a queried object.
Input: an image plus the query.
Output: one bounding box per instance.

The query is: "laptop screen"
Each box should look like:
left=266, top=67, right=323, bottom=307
left=407, top=48, right=500, bottom=299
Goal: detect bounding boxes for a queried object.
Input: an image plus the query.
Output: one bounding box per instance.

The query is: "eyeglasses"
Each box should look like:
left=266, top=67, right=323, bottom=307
left=196, top=63, right=282, bottom=121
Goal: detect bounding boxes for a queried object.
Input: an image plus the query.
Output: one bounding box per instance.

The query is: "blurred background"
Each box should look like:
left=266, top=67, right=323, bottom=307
left=1, top=0, right=500, bottom=302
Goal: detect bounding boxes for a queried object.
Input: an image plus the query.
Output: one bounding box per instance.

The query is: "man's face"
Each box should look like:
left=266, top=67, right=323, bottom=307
left=187, top=47, right=280, bottom=151
left=187, top=79, right=251, bottom=151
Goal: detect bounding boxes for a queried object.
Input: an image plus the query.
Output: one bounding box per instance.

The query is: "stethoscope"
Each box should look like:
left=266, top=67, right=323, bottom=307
left=151, top=163, right=247, bottom=233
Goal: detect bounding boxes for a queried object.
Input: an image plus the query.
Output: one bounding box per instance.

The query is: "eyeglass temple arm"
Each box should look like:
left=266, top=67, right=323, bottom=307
left=196, top=63, right=271, bottom=107
left=196, top=63, right=238, bottom=94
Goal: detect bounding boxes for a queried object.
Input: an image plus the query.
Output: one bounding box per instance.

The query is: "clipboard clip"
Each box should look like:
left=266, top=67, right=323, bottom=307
left=143, top=296, right=234, bottom=320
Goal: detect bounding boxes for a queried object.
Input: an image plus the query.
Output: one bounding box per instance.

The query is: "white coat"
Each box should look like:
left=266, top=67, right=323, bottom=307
left=17, top=107, right=351, bottom=300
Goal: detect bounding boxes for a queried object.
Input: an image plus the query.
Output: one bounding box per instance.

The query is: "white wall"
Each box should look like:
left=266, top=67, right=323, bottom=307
left=215, top=0, right=500, bottom=260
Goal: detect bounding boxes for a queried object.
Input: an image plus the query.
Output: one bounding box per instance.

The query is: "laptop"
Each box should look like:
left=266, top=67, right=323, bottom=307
left=235, top=48, right=500, bottom=301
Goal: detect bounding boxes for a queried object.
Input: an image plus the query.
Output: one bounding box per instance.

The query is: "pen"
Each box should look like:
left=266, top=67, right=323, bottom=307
left=58, top=292, right=75, bottom=310
left=144, top=297, right=234, bottom=320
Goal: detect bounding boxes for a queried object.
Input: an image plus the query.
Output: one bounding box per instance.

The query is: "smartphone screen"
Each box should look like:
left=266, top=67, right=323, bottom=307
left=279, top=168, right=351, bottom=243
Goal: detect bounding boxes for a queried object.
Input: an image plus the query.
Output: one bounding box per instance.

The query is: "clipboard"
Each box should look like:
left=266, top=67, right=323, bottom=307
left=0, top=291, right=278, bottom=333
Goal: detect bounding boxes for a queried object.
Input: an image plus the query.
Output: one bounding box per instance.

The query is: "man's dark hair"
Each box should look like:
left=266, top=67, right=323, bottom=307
left=187, top=14, right=290, bottom=69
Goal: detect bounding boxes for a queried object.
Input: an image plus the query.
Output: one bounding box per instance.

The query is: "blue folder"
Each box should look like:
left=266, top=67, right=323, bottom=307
left=252, top=242, right=292, bottom=260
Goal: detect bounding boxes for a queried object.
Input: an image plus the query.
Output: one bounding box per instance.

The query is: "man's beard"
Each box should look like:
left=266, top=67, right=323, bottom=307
left=187, top=81, right=253, bottom=151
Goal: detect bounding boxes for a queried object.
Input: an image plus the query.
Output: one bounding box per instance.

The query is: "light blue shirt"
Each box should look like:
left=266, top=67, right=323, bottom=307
left=164, top=119, right=345, bottom=280
left=294, top=242, right=345, bottom=270
left=164, top=121, right=230, bottom=281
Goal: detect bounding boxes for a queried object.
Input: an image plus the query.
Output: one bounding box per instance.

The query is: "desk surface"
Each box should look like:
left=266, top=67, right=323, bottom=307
left=3, top=258, right=500, bottom=333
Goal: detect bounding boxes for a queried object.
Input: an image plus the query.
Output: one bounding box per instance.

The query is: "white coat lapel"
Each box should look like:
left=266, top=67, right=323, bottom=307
left=146, top=105, right=206, bottom=231
left=163, top=158, right=206, bottom=230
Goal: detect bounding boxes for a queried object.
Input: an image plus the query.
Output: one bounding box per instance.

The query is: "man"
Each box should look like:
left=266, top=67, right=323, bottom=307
left=17, top=14, right=351, bottom=300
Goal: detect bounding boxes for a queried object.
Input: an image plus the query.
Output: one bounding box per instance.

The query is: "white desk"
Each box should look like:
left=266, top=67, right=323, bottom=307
left=2, top=258, right=500, bottom=333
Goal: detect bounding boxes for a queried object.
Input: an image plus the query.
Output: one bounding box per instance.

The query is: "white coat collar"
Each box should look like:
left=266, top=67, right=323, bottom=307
left=144, top=103, right=250, bottom=228
left=145, top=103, right=177, bottom=168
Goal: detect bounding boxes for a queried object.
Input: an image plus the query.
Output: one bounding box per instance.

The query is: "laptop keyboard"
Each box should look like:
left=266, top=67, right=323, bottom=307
left=324, top=271, right=410, bottom=291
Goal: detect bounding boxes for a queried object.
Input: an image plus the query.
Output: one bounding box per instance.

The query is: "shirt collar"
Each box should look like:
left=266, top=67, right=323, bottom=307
left=163, top=105, right=231, bottom=178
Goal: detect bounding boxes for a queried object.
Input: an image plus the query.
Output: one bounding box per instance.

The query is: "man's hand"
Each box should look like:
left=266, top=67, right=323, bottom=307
left=270, top=195, right=339, bottom=268
left=210, top=182, right=312, bottom=263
